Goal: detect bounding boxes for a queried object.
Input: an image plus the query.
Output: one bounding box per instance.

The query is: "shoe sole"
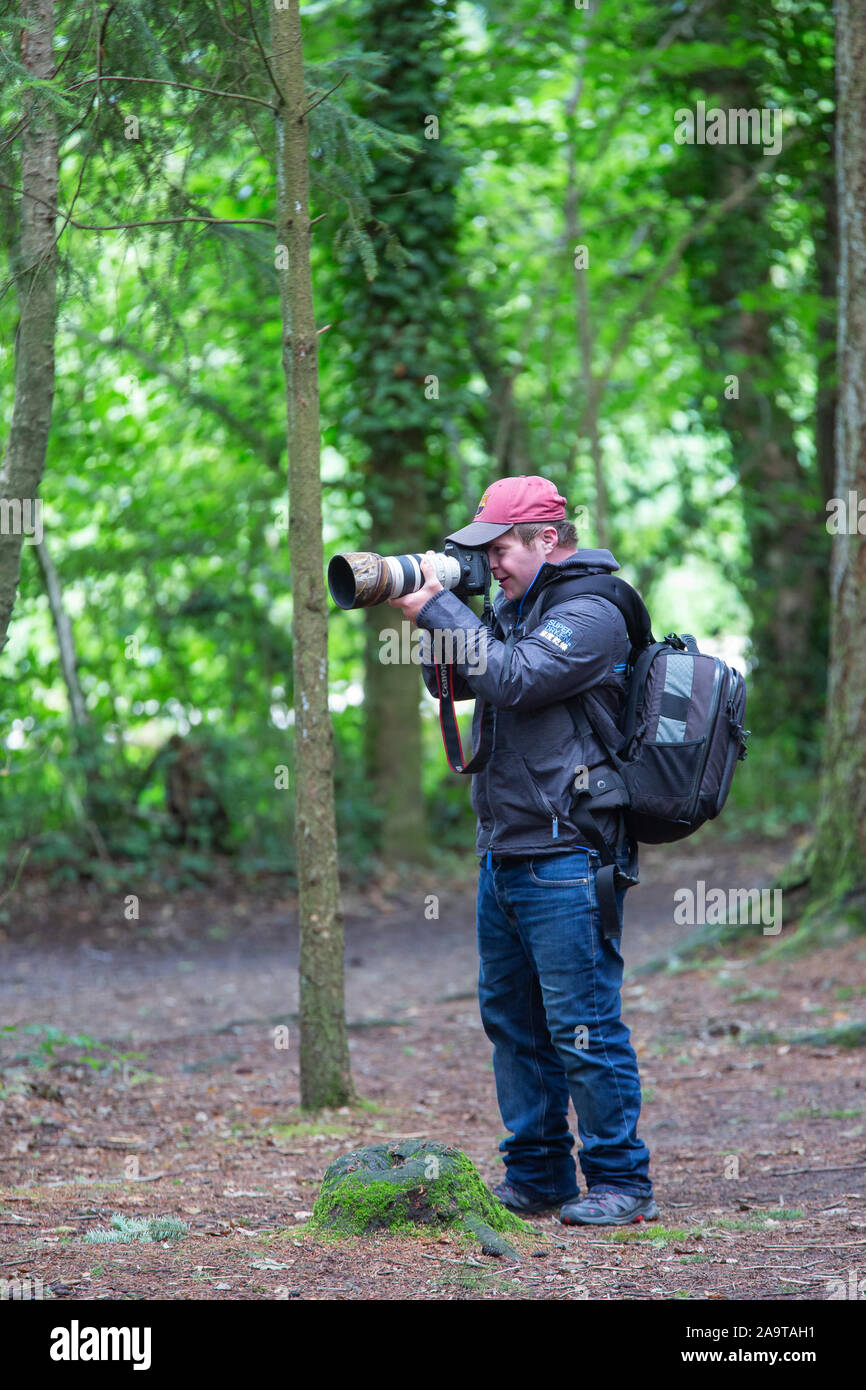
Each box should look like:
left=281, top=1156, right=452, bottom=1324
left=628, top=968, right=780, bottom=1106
left=561, top=1200, right=660, bottom=1227
left=494, top=1190, right=580, bottom=1217
left=498, top=1198, right=579, bottom=1216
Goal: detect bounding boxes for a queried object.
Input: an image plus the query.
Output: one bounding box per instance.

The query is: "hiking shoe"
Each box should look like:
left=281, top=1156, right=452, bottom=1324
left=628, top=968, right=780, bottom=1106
left=560, top=1185, right=659, bottom=1226
left=492, top=1181, right=579, bottom=1216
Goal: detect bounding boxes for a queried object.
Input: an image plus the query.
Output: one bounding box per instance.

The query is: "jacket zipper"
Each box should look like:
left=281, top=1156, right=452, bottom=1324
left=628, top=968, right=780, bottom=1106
left=486, top=571, right=607, bottom=856
left=537, top=784, right=560, bottom=839
left=486, top=780, right=560, bottom=854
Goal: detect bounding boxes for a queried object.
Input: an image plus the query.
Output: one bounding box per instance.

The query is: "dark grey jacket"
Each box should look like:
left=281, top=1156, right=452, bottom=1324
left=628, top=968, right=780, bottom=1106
left=417, top=548, right=634, bottom=862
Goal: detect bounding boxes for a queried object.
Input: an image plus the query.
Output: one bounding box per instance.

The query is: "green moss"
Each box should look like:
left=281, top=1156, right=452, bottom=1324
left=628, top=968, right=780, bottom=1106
left=310, top=1141, right=527, bottom=1252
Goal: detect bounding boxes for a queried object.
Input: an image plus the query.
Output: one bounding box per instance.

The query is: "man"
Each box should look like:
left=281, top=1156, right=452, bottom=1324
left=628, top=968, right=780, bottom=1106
left=388, top=475, right=657, bottom=1226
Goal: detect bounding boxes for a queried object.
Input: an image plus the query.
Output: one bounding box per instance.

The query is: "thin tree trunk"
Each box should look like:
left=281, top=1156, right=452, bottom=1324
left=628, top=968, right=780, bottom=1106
left=462, top=286, right=534, bottom=476
left=808, top=0, right=866, bottom=927
left=0, top=0, right=58, bottom=657
left=271, top=0, right=353, bottom=1107
left=362, top=461, right=429, bottom=862
left=32, top=535, right=114, bottom=848
left=33, top=538, right=88, bottom=728
left=565, top=73, right=609, bottom=548
left=815, top=141, right=839, bottom=506
left=661, top=40, right=831, bottom=736
left=340, top=0, right=461, bottom=862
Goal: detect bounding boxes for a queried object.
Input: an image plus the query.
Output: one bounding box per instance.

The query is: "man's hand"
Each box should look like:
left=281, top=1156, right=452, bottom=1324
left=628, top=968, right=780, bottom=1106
left=387, top=551, right=444, bottom=623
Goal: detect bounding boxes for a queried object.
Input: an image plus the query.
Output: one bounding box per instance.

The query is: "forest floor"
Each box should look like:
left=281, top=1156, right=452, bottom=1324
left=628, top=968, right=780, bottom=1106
left=2, top=826, right=866, bottom=1303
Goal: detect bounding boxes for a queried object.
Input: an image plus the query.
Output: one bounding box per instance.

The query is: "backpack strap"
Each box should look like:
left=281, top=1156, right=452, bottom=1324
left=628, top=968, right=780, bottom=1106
left=540, top=573, right=651, bottom=935
left=562, top=697, right=639, bottom=939
left=620, top=639, right=668, bottom=751
left=570, top=801, right=638, bottom=939
left=547, top=578, right=652, bottom=940
left=536, top=573, right=654, bottom=662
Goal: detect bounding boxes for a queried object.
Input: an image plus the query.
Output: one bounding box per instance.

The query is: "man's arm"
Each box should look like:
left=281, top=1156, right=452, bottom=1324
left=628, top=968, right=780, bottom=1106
left=386, top=552, right=622, bottom=710
left=415, top=587, right=624, bottom=711
left=387, top=552, right=477, bottom=703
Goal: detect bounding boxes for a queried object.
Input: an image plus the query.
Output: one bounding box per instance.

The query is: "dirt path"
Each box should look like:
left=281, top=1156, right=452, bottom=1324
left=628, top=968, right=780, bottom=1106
left=2, top=829, right=865, bottom=1302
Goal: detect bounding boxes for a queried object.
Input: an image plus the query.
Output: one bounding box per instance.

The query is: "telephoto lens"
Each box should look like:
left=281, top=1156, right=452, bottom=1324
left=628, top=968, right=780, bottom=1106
left=327, top=551, right=461, bottom=609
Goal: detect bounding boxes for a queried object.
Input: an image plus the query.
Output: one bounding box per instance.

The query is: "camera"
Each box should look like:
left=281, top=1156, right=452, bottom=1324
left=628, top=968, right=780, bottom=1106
left=327, top=541, right=490, bottom=609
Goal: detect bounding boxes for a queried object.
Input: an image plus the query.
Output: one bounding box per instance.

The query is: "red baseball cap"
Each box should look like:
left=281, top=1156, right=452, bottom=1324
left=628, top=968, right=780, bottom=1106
left=446, top=475, right=568, bottom=547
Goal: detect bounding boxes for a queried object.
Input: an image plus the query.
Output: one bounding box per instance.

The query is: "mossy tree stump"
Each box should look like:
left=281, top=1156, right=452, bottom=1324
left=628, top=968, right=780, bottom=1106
left=311, top=1140, right=526, bottom=1257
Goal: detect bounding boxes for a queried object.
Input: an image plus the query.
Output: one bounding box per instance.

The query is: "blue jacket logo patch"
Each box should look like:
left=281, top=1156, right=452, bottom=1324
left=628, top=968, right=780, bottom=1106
left=538, top=617, right=574, bottom=652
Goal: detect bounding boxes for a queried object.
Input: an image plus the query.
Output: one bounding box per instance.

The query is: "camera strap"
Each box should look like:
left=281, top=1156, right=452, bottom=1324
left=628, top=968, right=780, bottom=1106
left=432, top=665, right=497, bottom=774
left=432, top=577, right=497, bottom=774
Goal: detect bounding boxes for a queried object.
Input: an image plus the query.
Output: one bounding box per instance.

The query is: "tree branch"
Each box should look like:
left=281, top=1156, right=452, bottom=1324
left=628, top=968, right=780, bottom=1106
left=243, top=0, right=285, bottom=107
left=300, top=73, right=347, bottom=119
left=63, top=73, right=275, bottom=111
left=0, top=180, right=275, bottom=231
left=67, top=213, right=276, bottom=230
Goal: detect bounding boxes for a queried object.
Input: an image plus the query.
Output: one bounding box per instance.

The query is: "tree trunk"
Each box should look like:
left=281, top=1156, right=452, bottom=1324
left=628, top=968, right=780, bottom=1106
left=815, top=129, right=840, bottom=508
left=271, top=0, right=353, bottom=1107
left=807, top=0, right=866, bottom=927
left=33, top=538, right=88, bottom=729
left=339, top=0, right=461, bottom=862
left=565, top=72, right=609, bottom=549
left=0, top=0, right=58, bottom=657
left=362, top=461, right=429, bottom=862
left=32, top=536, right=116, bottom=846
left=663, top=44, right=832, bottom=738
left=724, top=290, right=829, bottom=731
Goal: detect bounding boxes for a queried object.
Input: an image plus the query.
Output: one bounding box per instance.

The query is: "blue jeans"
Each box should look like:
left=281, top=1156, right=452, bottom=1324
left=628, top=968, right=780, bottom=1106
left=477, top=845, right=653, bottom=1200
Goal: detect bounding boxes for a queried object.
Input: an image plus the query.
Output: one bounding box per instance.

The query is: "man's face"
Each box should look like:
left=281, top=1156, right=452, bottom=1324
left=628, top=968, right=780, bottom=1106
left=484, top=530, right=551, bottom=602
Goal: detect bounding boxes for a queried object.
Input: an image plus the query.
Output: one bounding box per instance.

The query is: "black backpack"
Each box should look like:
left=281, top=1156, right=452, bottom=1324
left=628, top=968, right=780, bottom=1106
left=535, top=574, right=750, bottom=935
left=433, top=571, right=750, bottom=937
left=538, top=576, right=750, bottom=836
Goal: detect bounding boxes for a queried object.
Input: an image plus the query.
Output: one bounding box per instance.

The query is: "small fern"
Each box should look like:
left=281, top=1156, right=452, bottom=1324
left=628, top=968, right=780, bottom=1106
left=84, top=1213, right=189, bottom=1244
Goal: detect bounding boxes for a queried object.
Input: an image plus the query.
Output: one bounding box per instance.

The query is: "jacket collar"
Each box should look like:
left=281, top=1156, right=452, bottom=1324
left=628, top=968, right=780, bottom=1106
left=493, top=548, right=620, bottom=627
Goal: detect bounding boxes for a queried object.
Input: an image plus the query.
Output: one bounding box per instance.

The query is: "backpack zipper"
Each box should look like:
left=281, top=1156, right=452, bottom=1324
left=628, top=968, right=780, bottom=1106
left=713, top=671, right=746, bottom=814
left=686, top=659, right=726, bottom=821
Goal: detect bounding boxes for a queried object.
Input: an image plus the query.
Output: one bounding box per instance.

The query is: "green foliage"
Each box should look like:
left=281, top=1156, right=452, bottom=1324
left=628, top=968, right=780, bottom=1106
left=707, top=1210, right=803, bottom=1232
left=0, top=0, right=841, bottom=886
left=0, top=1024, right=145, bottom=1076
left=721, top=732, right=817, bottom=840
left=83, top=1213, right=189, bottom=1244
